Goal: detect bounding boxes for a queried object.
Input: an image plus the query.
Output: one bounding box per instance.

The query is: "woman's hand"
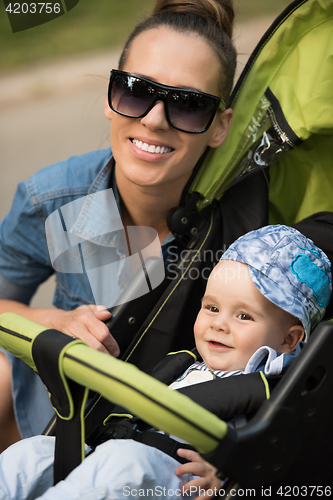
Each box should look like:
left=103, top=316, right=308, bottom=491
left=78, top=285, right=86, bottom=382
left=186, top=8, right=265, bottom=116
left=0, top=299, right=120, bottom=357
left=175, top=449, right=221, bottom=499
left=50, top=304, right=120, bottom=356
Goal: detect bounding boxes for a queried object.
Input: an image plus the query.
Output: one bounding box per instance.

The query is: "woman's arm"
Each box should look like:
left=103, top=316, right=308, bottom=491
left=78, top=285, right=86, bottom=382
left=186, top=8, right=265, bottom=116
left=0, top=300, right=119, bottom=356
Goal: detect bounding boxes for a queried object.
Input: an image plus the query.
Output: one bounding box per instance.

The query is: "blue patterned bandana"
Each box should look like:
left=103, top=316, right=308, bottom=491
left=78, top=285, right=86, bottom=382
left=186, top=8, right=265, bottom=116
left=220, top=225, right=332, bottom=340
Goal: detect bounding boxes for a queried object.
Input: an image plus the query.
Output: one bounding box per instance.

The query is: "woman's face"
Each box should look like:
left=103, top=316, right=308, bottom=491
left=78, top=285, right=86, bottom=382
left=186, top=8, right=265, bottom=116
left=105, top=27, right=232, bottom=192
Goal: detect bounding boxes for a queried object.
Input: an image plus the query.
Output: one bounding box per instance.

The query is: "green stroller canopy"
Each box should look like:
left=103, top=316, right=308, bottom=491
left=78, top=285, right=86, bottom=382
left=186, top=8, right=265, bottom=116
left=190, top=0, right=333, bottom=227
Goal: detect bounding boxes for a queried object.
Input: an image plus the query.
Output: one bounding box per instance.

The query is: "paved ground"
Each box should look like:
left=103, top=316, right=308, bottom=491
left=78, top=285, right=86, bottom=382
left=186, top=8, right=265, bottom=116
left=0, top=16, right=275, bottom=308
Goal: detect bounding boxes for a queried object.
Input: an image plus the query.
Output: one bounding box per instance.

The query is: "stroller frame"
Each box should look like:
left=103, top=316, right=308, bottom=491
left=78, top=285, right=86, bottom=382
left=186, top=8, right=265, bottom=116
left=0, top=313, right=332, bottom=491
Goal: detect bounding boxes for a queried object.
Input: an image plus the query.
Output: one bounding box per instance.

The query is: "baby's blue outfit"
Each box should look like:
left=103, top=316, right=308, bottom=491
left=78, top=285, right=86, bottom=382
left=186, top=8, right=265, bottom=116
left=0, top=346, right=300, bottom=500
left=0, top=149, right=175, bottom=438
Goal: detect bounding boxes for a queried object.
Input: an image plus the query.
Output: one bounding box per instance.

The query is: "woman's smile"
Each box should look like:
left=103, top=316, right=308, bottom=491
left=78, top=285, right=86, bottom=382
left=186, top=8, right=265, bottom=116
left=131, top=139, right=173, bottom=155
left=128, top=137, right=175, bottom=163
left=130, top=136, right=175, bottom=161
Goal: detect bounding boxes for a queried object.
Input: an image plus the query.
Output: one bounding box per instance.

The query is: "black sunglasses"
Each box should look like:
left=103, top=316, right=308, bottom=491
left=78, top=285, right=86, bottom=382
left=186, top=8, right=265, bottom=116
left=108, top=70, right=225, bottom=134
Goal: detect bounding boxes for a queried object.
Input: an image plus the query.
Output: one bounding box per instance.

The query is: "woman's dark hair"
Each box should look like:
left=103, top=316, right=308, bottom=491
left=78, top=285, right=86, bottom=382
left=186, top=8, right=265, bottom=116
left=118, top=0, right=237, bottom=104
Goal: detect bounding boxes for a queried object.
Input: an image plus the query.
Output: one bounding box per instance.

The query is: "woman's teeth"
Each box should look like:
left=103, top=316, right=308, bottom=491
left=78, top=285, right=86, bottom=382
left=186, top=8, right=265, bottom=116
left=132, top=139, right=172, bottom=154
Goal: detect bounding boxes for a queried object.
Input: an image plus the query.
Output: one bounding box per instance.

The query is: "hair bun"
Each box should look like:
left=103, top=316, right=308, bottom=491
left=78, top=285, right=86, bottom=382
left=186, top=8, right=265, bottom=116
left=153, top=0, right=234, bottom=38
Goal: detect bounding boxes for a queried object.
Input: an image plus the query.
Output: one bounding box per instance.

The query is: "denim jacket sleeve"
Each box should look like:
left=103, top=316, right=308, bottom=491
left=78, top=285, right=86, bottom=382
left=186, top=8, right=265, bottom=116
left=0, top=179, right=54, bottom=304
left=0, top=148, right=113, bottom=306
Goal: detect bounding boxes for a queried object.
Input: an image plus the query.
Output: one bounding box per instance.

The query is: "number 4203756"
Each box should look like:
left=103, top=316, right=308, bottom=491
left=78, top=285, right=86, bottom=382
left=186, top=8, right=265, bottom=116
left=6, top=3, right=61, bottom=14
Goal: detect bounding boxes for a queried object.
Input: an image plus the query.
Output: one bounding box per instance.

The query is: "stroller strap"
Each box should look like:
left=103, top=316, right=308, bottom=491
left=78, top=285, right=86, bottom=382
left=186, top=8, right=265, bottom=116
left=89, top=414, right=194, bottom=464
left=133, top=430, right=194, bottom=464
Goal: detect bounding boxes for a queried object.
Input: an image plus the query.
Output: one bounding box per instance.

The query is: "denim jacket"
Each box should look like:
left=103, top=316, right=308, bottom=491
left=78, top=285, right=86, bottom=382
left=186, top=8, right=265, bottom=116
left=0, top=148, right=174, bottom=310
left=1, top=149, right=123, bottom=310
left=0, top=148, right=174, bottom=437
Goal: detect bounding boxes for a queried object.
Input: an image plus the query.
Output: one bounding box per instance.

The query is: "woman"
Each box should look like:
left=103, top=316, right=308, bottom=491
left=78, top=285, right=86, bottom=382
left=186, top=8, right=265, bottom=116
left=0, top=0, right=263, bottom=450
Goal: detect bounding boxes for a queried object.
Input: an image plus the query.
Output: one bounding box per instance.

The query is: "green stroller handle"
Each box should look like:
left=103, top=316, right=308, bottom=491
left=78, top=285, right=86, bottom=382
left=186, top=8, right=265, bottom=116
left=0, top=311, right=45, bottom=370
left=0, top=312, right=228, bottom=455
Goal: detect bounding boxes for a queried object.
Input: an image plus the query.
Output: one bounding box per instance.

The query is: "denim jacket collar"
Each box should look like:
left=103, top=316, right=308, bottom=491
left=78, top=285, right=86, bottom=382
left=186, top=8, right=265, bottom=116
left=69, top=157, right=123, bottom=247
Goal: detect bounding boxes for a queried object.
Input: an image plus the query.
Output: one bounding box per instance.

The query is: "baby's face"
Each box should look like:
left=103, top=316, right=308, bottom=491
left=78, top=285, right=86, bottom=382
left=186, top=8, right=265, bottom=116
left=194, top=261, right=295, bottom=371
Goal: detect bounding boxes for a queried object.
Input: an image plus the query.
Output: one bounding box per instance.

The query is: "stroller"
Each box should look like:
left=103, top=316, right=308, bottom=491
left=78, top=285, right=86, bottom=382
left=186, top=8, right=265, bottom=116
left=0, top=314, right=332, bottom=494
left=0, top=0, right=333, bottom=494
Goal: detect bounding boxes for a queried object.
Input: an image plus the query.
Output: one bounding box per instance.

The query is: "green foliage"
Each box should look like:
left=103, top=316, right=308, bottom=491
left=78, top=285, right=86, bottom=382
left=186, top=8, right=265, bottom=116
left=0, top=0, right=292, bottom=72
left=0, top=0, right=155, bottom=71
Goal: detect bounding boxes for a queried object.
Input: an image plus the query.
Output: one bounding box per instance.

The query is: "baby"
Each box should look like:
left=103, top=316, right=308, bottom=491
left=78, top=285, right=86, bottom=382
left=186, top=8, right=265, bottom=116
left=174, top=223, right=331, bottom=387
left=0, top=225, right=331, bottom=500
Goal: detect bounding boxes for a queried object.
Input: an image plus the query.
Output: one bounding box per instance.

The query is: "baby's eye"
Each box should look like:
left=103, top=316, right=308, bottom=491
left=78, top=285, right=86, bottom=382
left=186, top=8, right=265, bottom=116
left=237, top=313, right=253, bottom=321
left=205, top=305, right=219, bottom=313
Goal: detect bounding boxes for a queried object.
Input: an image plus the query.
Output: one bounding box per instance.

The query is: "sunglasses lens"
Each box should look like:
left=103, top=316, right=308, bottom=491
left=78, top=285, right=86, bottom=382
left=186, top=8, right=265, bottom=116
left=167, top=91, right=217, bottom=133
left=110, top=71, right=220, bottom=133
left=111, top=74, right=156, bottom=117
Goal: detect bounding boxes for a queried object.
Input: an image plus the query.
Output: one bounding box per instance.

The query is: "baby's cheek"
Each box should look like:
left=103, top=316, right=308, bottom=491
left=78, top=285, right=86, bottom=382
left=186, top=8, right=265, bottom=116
left=241, top=336, right=261, bottom=359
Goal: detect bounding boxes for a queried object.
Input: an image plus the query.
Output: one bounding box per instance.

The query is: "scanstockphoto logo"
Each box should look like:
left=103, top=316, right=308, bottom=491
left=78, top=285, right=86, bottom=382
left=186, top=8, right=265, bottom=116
left=3, top=0, right=79, bottom=33
left=45, top=189, right=165, bottom=308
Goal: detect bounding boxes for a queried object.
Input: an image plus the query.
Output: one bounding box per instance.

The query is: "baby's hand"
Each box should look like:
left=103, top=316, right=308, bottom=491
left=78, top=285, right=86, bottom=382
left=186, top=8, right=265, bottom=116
left=175, top=448, right=221, bottom=499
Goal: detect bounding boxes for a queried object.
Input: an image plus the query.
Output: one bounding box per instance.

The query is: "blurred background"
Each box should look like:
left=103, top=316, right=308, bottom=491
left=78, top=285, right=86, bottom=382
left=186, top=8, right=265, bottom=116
left=0, top=0, right=291, bottom=307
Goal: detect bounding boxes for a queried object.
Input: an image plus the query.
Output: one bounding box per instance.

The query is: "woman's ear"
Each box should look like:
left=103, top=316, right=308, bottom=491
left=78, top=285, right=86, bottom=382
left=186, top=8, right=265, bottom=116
left=104, top=94, right=113, bottom=120
left=281, top=324, right=305, bottom=353
left=208, top=108, right=233, bottom=149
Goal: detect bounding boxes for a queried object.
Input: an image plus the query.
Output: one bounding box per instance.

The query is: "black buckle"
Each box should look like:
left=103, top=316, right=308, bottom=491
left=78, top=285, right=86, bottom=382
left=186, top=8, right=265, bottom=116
left=91, top=416, right=139, bottom=447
